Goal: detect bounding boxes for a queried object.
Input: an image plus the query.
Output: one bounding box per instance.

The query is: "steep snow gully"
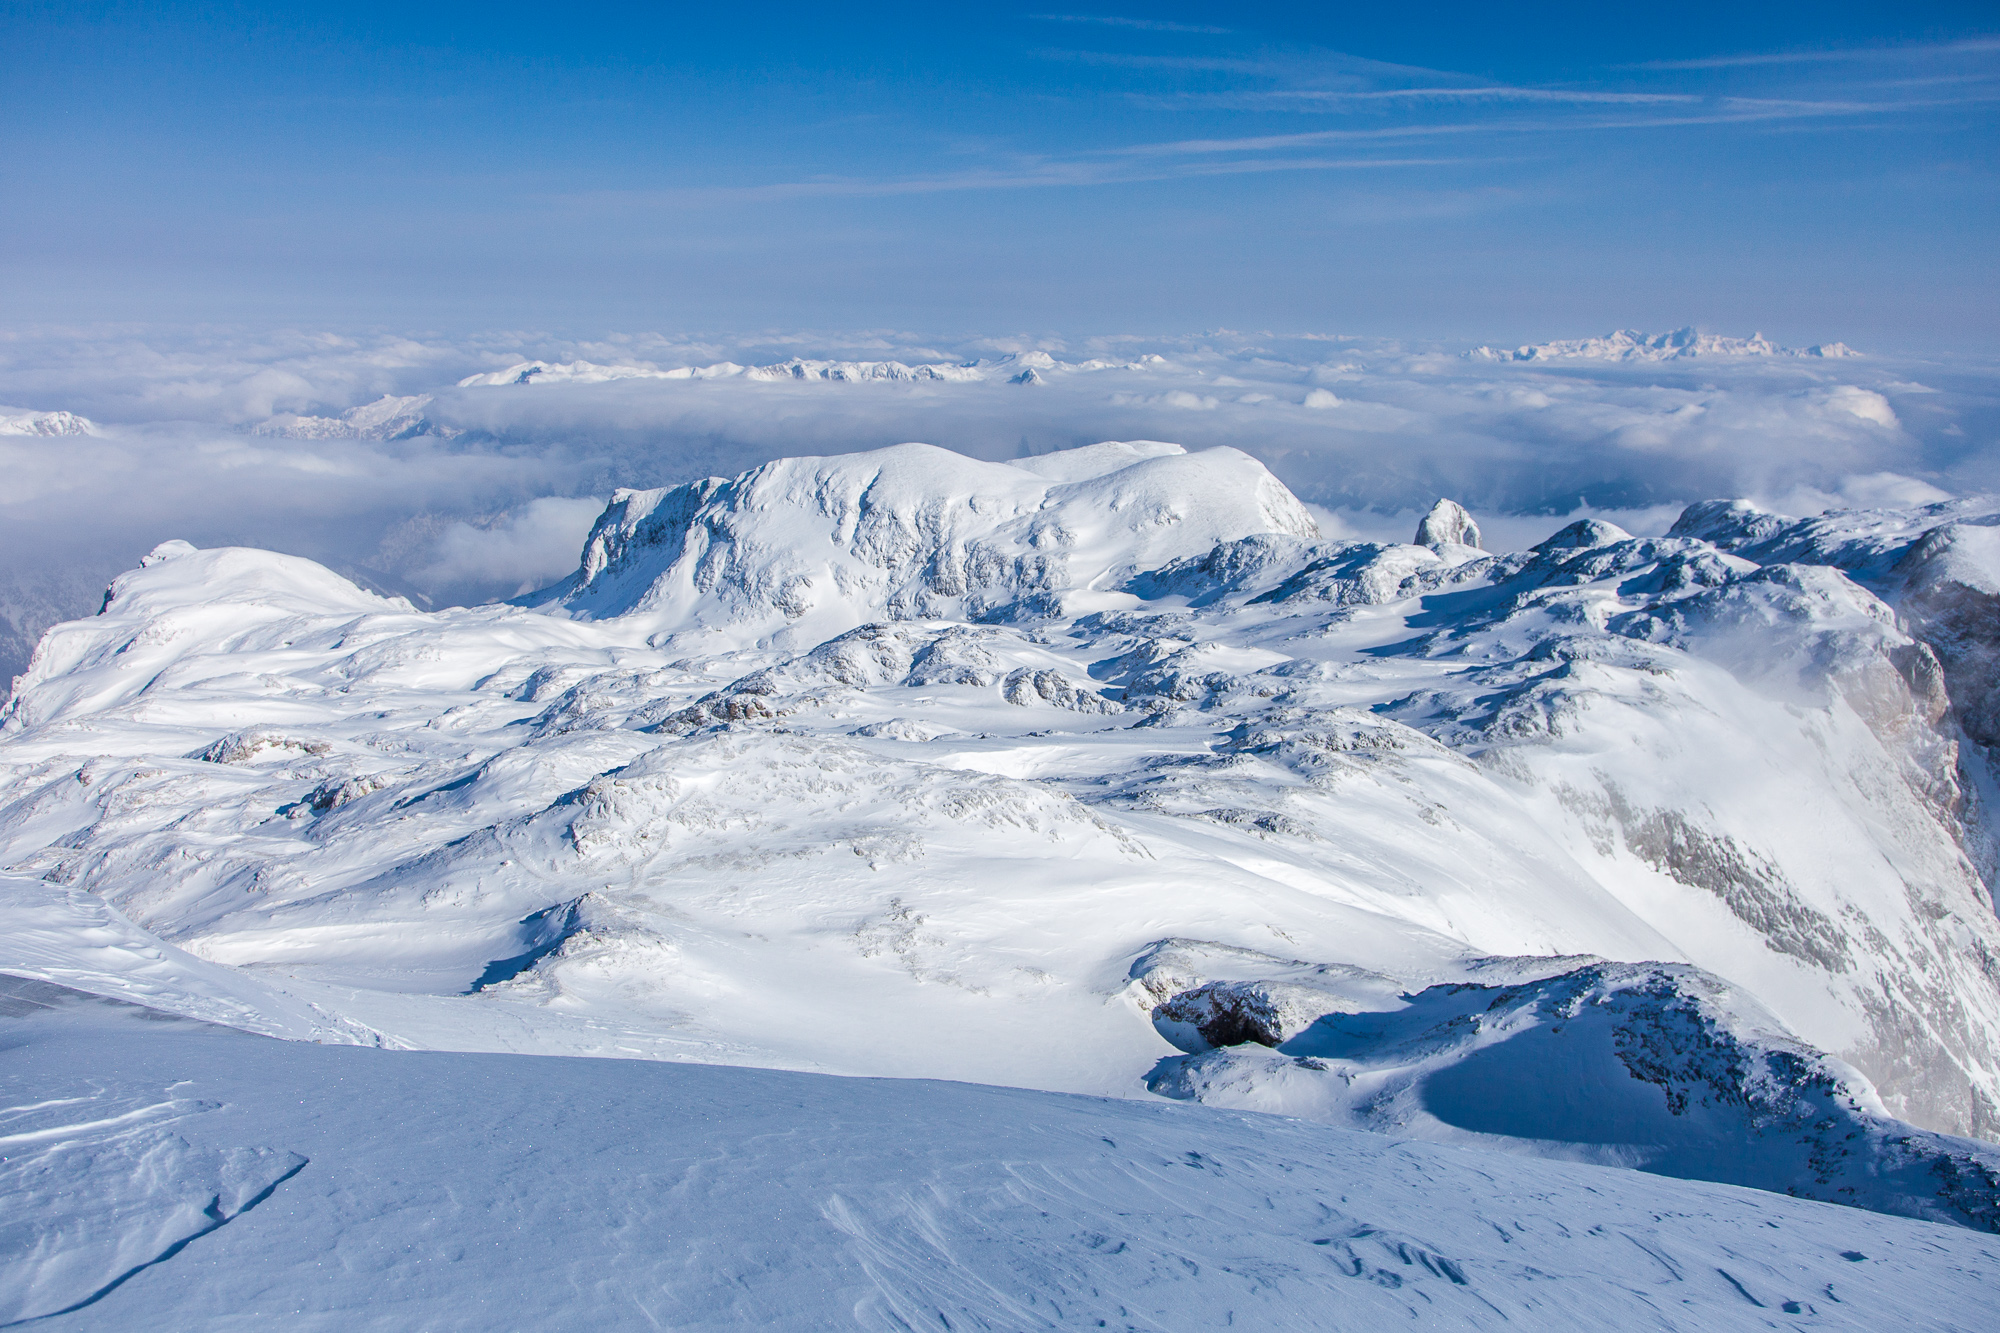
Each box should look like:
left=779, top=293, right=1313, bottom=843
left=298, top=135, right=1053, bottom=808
left=5, top=440, right=2000, bottom=1325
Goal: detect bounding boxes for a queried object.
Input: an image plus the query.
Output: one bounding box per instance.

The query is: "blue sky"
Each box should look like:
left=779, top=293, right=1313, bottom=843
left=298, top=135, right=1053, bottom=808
left=5, top=2, right=1996, bottom=346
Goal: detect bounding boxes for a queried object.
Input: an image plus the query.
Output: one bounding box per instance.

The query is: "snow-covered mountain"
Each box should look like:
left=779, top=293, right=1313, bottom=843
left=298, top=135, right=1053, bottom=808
left=469, top=334, right=1852, bottom=387
left=4, top=441, right=1999, bottom=1234
left=0, top=406, right=94, bottom=436
left=523, top=441, right=1318, bottom=643
left=252, top=393, right=458, bottom=440
left=1468, top=327, right=1860, bottom=362
left=454, top=350, right=1162, bottom=388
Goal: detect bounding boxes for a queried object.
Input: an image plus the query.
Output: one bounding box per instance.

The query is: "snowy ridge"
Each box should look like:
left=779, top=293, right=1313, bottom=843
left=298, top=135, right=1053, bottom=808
left=0, top=406, right=94, bottom=436
left=463, top=336, right=1862, bottom=387
left=4, top=441, right=2000, bottom=1235
left=455, top=350, right=1166, bottom=389
left=457, top=359, right=700, bottom=386
left=1468, top=326, right=1859, bottom=362
left=252, top=393, right=458, bottom=440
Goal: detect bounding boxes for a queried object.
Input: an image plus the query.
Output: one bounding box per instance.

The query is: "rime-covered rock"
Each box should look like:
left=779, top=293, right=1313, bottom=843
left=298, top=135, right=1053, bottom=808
left=1413, top=498, right=1482, bottom=551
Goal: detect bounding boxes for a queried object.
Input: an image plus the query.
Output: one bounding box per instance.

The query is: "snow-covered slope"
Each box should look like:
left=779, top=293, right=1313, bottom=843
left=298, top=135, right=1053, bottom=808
left=5, top=977, right=1994, bottom=1331
left=1668, top=495, right=2000, bottom=886
left=4, top=441, right=2000, bottom=1233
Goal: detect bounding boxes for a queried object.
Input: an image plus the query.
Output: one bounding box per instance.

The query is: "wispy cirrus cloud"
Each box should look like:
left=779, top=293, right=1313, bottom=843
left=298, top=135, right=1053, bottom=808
left=561, top=154, right=1471, bottom=209
left=994, top=29, right=1999, bottom=194
left=1100, top=94, right=1992, bottom=162
left=1030, top=48, right=1267, bottom=73
left=563, top=75, right=1990, bottom=207
left=473, top=13, right=2000, bottom=222
left=1634, top=36, right=2000, bottom=71
left=1029, top=14, right=1233, bottom=36
left=1192, top=87, right=1701, bottom=108
left=1716, top=92, right=2000, bottom=115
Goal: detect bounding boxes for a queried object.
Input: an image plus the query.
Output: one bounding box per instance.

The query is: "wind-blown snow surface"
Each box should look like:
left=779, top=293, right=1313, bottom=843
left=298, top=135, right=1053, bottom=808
left=4, top=978, right=1996, bottom=1332
left=7, top=439, right=2000, bottom=1248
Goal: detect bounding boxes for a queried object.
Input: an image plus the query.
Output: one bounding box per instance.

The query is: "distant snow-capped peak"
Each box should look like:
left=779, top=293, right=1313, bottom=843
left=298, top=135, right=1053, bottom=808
left=253, top=394, right=457, bottom=441
left=0, top=406, right=95, bottom=436
left=455, top=351, right=1166, bottom=389
left=1468, top=327, right=1860, bottom=363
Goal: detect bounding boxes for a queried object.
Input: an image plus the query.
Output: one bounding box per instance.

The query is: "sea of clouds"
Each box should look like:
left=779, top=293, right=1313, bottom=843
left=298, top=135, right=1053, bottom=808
left=3, top=324, right=1995, bottom=685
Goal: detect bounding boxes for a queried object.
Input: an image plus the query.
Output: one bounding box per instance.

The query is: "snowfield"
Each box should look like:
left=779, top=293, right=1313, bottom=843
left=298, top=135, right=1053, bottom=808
left=4, top=976, right=1996, bottom=1331
left=6, top=437, right=2000, bottom=1323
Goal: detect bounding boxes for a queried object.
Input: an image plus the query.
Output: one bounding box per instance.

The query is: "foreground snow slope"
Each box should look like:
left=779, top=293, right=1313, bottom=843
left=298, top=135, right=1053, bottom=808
left=5, top=977, right=1995, bottom=1332
left=4, top=441, right=2000, bottom=1228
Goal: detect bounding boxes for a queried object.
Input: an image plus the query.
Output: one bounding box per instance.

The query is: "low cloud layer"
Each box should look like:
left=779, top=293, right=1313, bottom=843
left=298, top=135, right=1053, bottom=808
left=2, top=325, right=1995, bottom=684
left=414, top=498, right=611, bottom=601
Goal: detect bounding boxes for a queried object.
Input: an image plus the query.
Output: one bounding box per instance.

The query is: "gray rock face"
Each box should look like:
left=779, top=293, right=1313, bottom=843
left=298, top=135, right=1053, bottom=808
left=1153, top=979, right=1365, bottom=1050
left=1896, top=523, right=2000, bottom=751
left=1413, top=498, right=1482, bottom=550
